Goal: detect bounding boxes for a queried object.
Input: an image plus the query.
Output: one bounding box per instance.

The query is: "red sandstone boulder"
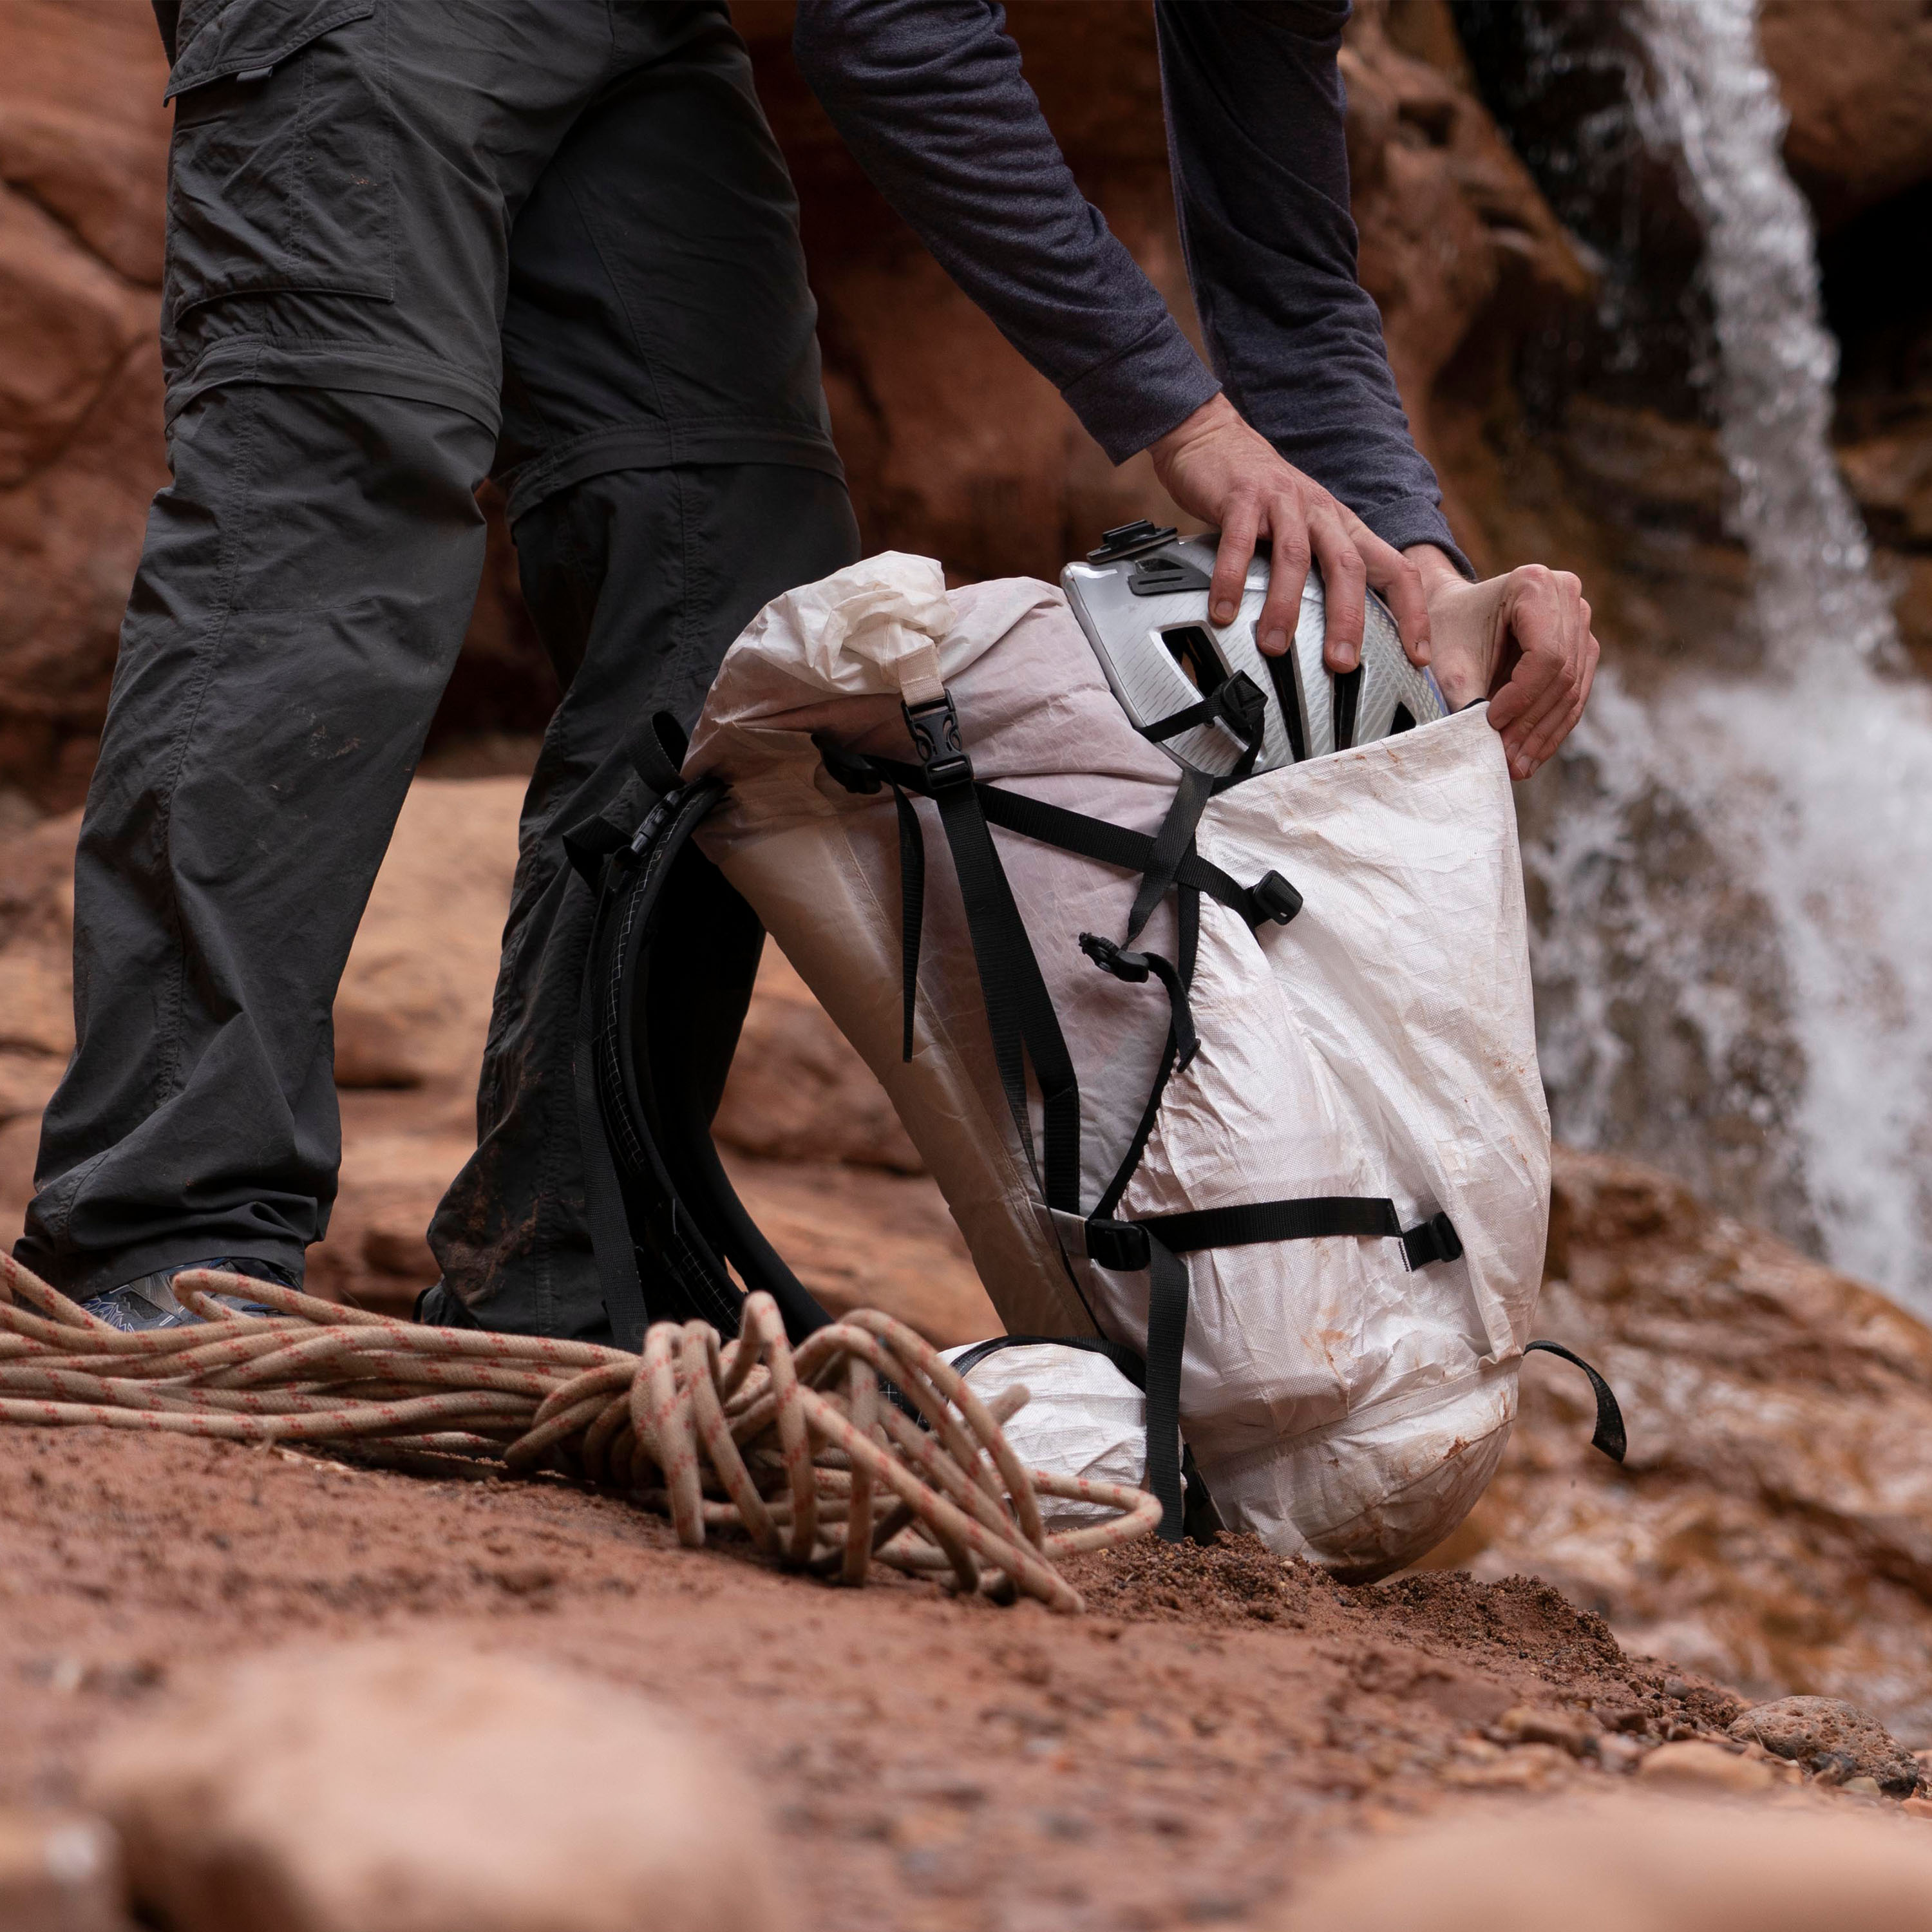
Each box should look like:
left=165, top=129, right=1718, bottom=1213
left=88, top=1640, right=781, bottom=1932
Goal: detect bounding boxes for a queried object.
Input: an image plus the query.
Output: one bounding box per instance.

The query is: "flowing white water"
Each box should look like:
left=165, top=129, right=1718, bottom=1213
left=1525, top=0, right=1932, bottom=1309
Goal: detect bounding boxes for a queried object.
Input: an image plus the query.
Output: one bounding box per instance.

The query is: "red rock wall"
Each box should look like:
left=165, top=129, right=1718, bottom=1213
left=5, top=0, right=1928, bottom=801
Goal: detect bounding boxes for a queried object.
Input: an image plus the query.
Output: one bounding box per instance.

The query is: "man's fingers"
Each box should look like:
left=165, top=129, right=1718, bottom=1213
left=1209, top=500, right=1260, bottom=629
left=1309, top=510, right=1367, bottom=672
left=1511, top=627, right=1600, bottom=775
left=1492, top=570, right=1591, bottom=777
left=1254, top=488, right=1311, bottom=656
left=1361, top=531, right=1431, bottom=665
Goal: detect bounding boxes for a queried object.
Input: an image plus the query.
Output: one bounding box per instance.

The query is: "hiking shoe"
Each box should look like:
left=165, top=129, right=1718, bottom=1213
left=80, top=1257, right=298, bottom=1331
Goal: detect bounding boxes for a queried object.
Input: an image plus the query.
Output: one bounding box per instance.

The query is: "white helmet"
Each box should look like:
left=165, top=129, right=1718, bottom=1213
left=1060, top=522, right=1448, bottom=781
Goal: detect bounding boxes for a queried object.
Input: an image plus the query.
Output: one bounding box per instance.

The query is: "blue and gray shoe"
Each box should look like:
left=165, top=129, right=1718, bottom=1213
left=80, top=1257, right=298, bottom=1332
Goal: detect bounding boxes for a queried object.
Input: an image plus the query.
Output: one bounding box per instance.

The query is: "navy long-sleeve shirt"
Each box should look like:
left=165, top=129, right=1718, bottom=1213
left=792, top=0, right=1467, bottom=570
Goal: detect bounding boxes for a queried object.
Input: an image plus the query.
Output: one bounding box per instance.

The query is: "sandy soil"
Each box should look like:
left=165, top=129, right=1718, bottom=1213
left=2, top=1423, right=1781, bottom=1932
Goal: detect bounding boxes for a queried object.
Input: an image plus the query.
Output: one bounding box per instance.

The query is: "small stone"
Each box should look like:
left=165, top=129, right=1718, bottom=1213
left=1843, top=1776, right=1884, bottom=1797
left=1495, top=1705, right=1596, bottom=1757
left=88, top=1638, right=778, bottom=1932
left=0, top=1811, right=125, bottom=1932
left=1729, top=1696, right=1922, bottom=1798
left=1902, top=1796, right=1932, bottom=1821
left=1637, top=1740, right=1776, bottom=1794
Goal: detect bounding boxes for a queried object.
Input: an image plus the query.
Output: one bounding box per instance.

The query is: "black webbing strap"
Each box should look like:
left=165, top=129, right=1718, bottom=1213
left=906, top=692, right=1083, bottom=1214
left=816, top=747, right=1294, bottom=933
left=1141, top=670, right=1267, bottom=750
left=891, top=784, right=924, bottom=1062
left=1524, top=1340, right=1627, bottom=1462
left=976, top=782, right=1283, bottom=927
left=1142, top=1233, right=1189, bottom=1541
left=1079, top=933, right=1199, bottom=1070
left=572, top=873, right=651, bottom=1352
left=1089, top=1198, right=1464, bottom=1273
left=1125, top=762, right=1214, bottom=946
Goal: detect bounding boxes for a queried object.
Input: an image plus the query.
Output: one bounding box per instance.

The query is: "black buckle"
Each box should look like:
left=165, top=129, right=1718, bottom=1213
left=1215, top=671, right=1266, bottom=743
left=902, top=692, right=974, bottom=791
left=1087, top=518, right=1180, bottom=565
left=1401, top=1211, right=1464, bottom=1269
left=1078, top=933, right=1150, bottom=983
left=1085, top=1218, right=1151, bottom=1272
left=1251, top=871, right=1303, bottom=926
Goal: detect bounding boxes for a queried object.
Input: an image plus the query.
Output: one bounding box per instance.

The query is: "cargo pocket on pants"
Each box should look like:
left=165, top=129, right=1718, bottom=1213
left=164, top=0, right=392, bottom=327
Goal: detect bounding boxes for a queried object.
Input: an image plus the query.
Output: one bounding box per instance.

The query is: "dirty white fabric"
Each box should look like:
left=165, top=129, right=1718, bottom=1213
left=688, top=555, right=1549, bottom=1580
left=940, top=1343, right=1152, bottom=1533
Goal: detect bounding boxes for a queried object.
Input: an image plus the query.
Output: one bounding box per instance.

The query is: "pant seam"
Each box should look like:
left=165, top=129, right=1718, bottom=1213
left=152, top=363, right=268, bottom=1104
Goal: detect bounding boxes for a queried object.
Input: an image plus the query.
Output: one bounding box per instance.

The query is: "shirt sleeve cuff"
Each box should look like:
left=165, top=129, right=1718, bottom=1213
left=1058, top=320, right=1223, bottom=466
left=1360, top=497, right=1477, bottom=582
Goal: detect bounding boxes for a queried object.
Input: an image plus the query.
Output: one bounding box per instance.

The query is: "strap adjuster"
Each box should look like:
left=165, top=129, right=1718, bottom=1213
left=1251, top=871, right=1303, bottom=926
left=903, top=693, right=974, bottom=791
left=1084, top=1217, right=1151, bottom=1273
left=1401, top=1211, right=1464, bottom=1269
left=1078, top=933, right=1149, bottom=983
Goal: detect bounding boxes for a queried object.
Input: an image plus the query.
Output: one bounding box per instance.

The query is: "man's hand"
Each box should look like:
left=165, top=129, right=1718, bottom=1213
left=1150, top=395, right=1430, bottom=672
left=1406, top=544, right=1598, bottom=781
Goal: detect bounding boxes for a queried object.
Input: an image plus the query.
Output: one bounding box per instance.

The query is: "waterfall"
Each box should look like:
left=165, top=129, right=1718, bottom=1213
left=1524, top=0, right=1932, bottom=1309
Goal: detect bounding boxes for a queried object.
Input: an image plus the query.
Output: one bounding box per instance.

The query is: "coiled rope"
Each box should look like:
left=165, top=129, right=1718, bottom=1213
left=0, top=1257, right=1158, bottom=1613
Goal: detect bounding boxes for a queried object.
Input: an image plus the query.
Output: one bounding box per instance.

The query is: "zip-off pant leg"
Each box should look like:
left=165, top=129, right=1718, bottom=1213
left=427, top=464, right=859, bottom=1340
left=17, top=0, right=851, bottom=1309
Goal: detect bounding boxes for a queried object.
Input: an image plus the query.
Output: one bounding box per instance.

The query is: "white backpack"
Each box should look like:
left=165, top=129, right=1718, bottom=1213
left=678, top=547, right=1620, bottom=1579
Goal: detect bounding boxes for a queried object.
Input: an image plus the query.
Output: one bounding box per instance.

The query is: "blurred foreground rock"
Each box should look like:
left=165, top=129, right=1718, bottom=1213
left=1278, top=1794, right=1932, bottom=1932
left=88, top=1639, right=779, bottom=1932
left=0, top=1810, right=125, bottom=1932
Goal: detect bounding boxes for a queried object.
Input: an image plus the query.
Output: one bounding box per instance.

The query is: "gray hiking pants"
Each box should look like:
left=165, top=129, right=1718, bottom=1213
left=16, top=0, right=859, bottom=1338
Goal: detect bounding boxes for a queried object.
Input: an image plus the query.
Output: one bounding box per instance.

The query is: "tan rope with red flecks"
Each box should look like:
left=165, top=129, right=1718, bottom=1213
left=0, top=1256, right=1158, bottom=1612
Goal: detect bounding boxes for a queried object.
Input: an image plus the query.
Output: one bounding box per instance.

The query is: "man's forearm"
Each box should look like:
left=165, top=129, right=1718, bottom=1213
left=793, top=0, right=1220, bottom=463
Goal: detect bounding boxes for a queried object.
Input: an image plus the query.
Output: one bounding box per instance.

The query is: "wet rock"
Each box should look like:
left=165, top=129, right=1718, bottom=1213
left=1279, top=1794, right=1932, bottom=1932
left=1419, top=1147, right=1932, bottom=1744
left=0, top=1810, right=126, bottom=1932
left=1635, top=1740, right=1775, bottom=1795
left=87, top=1638, right=779, bottom=1932
left=1729, top=1696, right=1923, bottom=1797
left=1758, top=0, right=1932, bottom=229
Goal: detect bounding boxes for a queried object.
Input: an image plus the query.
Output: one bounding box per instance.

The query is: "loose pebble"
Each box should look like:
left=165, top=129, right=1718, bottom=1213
left=1636, top=1741, right=1775, bottom=1794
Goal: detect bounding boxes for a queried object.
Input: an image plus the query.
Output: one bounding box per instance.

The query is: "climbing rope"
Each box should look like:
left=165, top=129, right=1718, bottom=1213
left=0, top=1257, right=1158, bottom=1613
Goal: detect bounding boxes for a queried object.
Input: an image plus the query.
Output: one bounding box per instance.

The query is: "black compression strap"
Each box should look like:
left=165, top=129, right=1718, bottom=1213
left=906, top=694, right=1083, bottom=1214
left=1133, top=1198, right=1464, bottom=1271
left=1143, top=1235, right=1190, bottom=1541
left=976, top=783, right=1265, bottom=926
left=1525, top=1340, right=1627, bottom=1463
left=827, top=753, right=1277, bottom=930
left=1126, top=762, right=1213, bottom=946
left=891, top=784, right=924, bottom=1062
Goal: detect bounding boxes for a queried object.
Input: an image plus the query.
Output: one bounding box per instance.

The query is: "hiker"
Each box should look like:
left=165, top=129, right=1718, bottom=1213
left=16, top=0, right=1595, bottom=1341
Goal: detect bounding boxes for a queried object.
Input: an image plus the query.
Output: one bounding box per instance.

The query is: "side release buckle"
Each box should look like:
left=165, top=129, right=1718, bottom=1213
left=903, top=692, right=974, bottom=792
left=1084, top=1218, right=1151, bottom=1273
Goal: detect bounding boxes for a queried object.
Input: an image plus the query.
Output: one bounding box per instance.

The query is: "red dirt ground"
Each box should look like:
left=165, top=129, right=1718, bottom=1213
left=1, top=1423, right=1803, bottom=1932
